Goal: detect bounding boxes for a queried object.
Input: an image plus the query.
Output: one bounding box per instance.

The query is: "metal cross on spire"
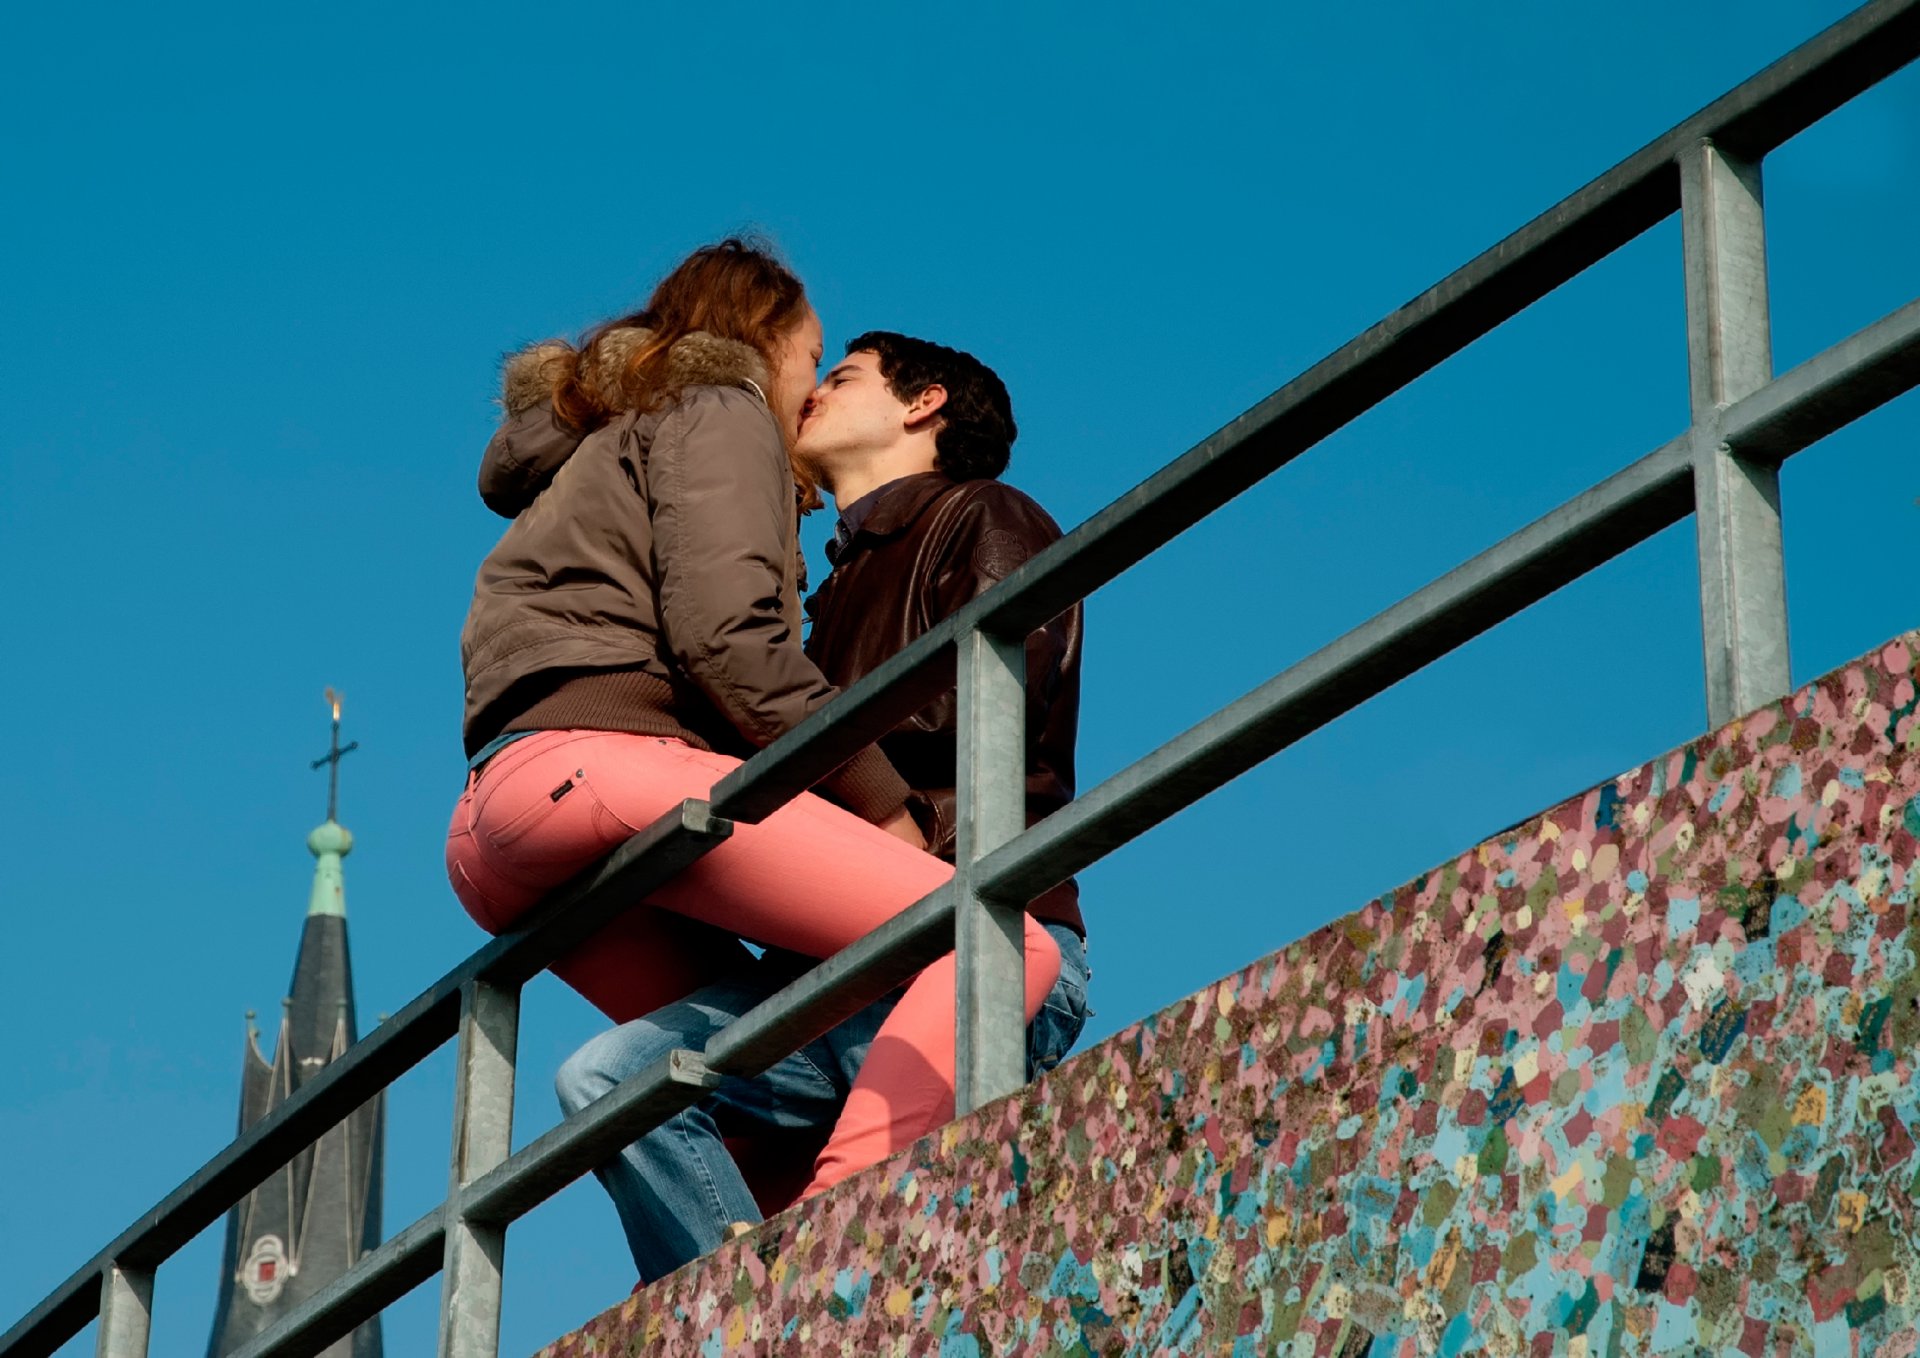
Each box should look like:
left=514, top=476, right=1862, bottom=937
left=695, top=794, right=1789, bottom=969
left=310, top=687, right=359, bottom=823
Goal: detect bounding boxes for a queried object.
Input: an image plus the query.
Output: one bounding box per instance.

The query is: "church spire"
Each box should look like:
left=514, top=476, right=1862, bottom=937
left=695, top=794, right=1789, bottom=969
left=208, top=687, right=384, bottom=1358
left=305, top=689, right=358, bottom=919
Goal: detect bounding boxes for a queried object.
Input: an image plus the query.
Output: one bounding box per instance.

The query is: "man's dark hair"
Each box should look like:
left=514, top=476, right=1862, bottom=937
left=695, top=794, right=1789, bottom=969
left=845, top=331, right=1016, bottom=481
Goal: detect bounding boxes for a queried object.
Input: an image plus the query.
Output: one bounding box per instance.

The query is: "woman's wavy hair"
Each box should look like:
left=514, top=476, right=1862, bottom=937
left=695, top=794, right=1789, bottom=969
left=552, top=237, right=820, bottom=507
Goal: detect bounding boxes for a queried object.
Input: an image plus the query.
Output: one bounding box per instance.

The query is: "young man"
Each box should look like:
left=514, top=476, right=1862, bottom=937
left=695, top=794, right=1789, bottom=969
left=555, top=333, right=1087, bottom=1283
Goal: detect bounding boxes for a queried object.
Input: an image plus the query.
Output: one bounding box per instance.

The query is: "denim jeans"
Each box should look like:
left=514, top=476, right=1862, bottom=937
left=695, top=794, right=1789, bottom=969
left=554, top=922, right=1089, bottom=1282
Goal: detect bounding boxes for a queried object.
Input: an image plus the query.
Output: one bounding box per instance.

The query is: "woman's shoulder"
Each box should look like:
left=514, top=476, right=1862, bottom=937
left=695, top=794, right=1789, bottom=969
left=655, top=382, right=780, bottom=447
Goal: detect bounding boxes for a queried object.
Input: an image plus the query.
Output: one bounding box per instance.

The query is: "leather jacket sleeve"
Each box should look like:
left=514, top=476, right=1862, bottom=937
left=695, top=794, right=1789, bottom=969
left=910, top=486, right=1082, bottom=860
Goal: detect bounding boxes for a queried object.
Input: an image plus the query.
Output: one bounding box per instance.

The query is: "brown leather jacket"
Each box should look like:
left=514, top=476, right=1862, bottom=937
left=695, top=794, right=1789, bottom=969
left=460, top=330, right=908, bottom=821
left=804, top=472, right=1085, bottom=933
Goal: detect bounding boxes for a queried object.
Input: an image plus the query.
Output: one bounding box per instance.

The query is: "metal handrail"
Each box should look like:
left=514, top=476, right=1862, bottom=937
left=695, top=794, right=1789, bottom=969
left=8, top=2, right=1919, bottom=1354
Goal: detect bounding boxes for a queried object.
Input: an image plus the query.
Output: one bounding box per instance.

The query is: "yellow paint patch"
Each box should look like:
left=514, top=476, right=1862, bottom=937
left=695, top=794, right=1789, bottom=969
left=1514, top=1048, right=1540, bottom=1087
left=1837, top=1192, right=1868, bottom=1234
left=886, top=1286, right=912, bottom=1317
left=1792, top=1084, right=1828, bottom=1126
left=1552, top=1164, right=1585, bottom=1201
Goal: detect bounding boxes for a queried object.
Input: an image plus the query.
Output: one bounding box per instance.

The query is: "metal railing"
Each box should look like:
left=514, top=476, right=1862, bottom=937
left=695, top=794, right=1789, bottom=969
left=10, top=2, right=1920, bottom=1354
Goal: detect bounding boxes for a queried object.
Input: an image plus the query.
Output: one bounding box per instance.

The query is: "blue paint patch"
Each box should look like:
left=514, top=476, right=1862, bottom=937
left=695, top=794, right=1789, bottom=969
left=1732, top=937, right=1777, bottom=985
left=939, top=1334, right=983, bottom=1358
left=1651, top=1298, right=1696, bottom=1351
left=1814, top=1314, right=1853, bottom=1358
left=1668, top=895, right=1700, bottom=935
left=1772, top=763, right=1803, bottom=799
left=1557, top=964, right=1585, bottom=1013
left=1048, top=1250, right=1101, bottom=1303
left=1439, top=1312, right=1472, bottom=1357
left=1627, top=869, right=1649, bottom=893
left=829, top=1267, right=871, bottom=1320
left=1708, top=784, right=1732, bottom=813
left=1597, top=784, right=1622, bottom=828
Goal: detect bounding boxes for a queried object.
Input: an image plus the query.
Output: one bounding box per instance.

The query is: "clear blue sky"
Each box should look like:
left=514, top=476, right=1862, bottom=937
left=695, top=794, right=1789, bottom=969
left=3, top=2, right=1915, bottom=1353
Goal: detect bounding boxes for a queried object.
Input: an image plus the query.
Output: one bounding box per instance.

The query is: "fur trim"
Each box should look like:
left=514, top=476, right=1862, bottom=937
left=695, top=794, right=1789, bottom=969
left=661, top=332, right=770, bottom=397
left=578, top=326, right=651, bottom=409
left=499, top=328, right=769, bottom=416
left=499, top=340, right=575, bottom=416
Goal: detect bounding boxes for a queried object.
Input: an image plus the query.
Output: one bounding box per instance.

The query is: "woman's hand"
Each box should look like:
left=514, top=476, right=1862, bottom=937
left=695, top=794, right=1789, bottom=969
left=878, top=807, right=928, bottom=851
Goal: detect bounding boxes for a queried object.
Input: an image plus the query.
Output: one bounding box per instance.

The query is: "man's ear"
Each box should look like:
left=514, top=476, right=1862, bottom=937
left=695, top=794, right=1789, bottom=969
left=902, top=383, right=948, bottom=432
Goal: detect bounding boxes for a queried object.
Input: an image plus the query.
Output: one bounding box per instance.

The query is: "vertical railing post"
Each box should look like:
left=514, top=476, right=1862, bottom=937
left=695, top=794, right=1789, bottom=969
left=952, top=625, right=1029, bottom=1115
left=94, top=1266, right=152, bottom=1358
left=1681, top=135, right=1790, bottom=727
left=436, top=978, right=519, bottom=1358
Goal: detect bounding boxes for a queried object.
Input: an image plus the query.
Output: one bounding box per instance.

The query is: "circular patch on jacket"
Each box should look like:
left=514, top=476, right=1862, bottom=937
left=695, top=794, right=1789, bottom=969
left=973, top=527, right=1031, bottom=580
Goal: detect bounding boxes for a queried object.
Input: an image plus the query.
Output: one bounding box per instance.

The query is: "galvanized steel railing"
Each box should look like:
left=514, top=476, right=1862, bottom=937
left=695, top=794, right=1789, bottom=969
left=11, top=2, right=1920, bottom=1354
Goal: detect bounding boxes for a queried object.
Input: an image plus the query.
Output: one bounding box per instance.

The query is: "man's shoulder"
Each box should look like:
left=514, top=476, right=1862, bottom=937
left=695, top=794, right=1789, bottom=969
left=939, top=478, right=1066, bottom=542
left=930, top=479, right=1065, bottom=584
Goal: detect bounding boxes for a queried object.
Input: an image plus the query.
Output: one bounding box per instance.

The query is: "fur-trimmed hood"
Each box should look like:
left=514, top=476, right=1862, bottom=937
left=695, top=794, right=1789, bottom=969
left=499, top=327, right=771, bottom=417
left=480, top=328, right=771, bottom=517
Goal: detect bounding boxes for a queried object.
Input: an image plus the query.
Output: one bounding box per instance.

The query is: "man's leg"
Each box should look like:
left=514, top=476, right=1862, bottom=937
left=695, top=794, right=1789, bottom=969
left=1024, top=922, right=1091, bottom=1077
left=555, top=955, right=900, bottom=1283
left=555, top=978, right=766, bottom=1282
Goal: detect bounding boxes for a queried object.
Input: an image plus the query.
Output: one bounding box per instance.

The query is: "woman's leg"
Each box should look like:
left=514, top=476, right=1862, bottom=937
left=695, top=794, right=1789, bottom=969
left=799, top=911, right=1061, bottom=1197
left=452, top=730, right=1061, bottom=1172
left=446, top=731, right=753, bottom=1023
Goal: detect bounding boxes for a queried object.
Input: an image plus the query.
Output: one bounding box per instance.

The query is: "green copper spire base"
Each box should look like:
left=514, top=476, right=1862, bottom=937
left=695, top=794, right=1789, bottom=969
left=306, top=819, right=353, bottom=918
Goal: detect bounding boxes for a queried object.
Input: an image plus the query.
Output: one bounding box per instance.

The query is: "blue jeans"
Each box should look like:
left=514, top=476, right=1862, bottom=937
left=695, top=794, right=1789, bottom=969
left=554, top=922, right=1089, bottom=1282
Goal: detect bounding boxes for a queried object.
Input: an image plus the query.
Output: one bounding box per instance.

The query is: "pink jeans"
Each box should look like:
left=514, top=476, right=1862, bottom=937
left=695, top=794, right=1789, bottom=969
left=445, top=729, right=1060, bottom=1195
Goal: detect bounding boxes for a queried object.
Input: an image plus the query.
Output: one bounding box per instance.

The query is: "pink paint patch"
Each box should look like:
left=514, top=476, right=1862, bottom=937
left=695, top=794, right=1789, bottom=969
left=1655, top=1116, right=1707, bottom=1161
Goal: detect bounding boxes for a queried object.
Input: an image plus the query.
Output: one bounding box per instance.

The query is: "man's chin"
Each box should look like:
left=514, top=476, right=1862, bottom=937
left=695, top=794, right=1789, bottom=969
left=791, top=439, right=830, bottom=478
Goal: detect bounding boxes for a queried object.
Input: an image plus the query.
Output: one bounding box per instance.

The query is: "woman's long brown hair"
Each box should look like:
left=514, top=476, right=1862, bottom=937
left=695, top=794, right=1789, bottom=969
left=553, top=237, right=820, bottom=508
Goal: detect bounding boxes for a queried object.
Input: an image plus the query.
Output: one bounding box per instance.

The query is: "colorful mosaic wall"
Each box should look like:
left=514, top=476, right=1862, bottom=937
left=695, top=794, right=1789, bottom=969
left=541, top=632, right=1920, bottom=1357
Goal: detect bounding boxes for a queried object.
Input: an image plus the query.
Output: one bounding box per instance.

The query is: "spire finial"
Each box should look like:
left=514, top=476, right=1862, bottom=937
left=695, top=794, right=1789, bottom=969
left=310, top=687, right=359, bottom=824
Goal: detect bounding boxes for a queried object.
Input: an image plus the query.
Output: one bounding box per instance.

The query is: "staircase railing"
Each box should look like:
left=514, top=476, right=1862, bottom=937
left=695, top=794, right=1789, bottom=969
left=8, top=2, right=1920, bottom=1354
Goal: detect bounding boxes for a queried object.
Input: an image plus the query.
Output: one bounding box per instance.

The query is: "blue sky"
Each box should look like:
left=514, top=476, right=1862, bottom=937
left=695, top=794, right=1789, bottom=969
left=3, top=1, right=1915, bottom=1353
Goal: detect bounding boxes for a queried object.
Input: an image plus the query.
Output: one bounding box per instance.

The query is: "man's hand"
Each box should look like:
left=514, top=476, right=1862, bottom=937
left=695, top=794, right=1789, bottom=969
left=877, top=806, right=928, bottom=851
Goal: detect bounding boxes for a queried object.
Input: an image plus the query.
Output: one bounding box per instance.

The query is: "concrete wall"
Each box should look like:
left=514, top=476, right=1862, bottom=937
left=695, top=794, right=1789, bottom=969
left=540, top=631, right=1920, bottom=1357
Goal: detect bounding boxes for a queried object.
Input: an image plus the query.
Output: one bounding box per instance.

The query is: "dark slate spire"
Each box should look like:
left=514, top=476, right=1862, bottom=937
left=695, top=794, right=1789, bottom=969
left=207, top=695, right=384, bottom=1358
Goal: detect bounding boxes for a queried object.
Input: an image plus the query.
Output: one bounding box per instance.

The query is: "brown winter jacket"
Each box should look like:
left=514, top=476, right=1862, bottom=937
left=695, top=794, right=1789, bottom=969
left=459, top=329, right=909, bottom=822
left=804, top=472, right=1085, bottom=933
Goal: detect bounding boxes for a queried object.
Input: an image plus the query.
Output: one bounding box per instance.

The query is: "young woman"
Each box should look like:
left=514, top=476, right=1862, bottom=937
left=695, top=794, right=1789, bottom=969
left=445, top=239, right=1060, bottom=1195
